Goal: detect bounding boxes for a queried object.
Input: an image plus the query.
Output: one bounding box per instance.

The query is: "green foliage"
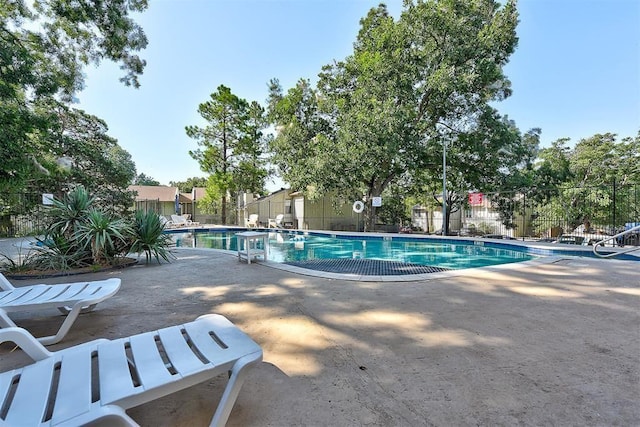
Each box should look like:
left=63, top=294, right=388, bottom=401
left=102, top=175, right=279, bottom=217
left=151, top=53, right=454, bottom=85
left=128, top=210, right=174, bottom=264
left=1, top=186, right=174, bottom=273
left=375, top=185, right=413, bottom=227
left=186, top=85, right=270, bottom=224
left=196, top=175, right=231, bottom=217
left=1, top=0, right=146, bottom=197
left=268, top=79, right=335, bottom=199
left=268, top=0, right=522, bottom=231
left=1, top=0, right=148, bottom=99
left=475, top=222, right=496, bottom=235
left=74, top=209, right=130, bottom=264
left=527, top=132, right=640, bottom=231
left=134, top=173, right=161, bottom=186
left=35, top=104, right=137, bottom=213
left=48, top=186, right=95, bottom=243
left=169, top=177, right=207, bottom=193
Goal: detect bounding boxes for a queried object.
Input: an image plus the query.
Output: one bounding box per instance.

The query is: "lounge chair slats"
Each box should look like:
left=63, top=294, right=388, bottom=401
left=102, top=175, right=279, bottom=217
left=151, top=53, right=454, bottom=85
left=183, top=321, right=234, bottom=367
left=157, top=326, right=206, bottom=375
left=170, top=215, right=200, bottom=228
left=0, top=286, right=46, bottom=305
left=0, top=314, right=262, bottom=426
left=7, top=285, right=79, bottom=309
left=187, top=317, right=261, bottom=357
left=98, top=339, right=139, bottom=404
left=0, top=371, right=15, bottom=412
left=4, top=358, right=56, bottom=426
left=0, top=274, right=121, bottom=345
left=0, top=315, right=262, bottom=427
left=51, top=348, right=94, bottom=424
left=129, top=332, right=176, bottom=390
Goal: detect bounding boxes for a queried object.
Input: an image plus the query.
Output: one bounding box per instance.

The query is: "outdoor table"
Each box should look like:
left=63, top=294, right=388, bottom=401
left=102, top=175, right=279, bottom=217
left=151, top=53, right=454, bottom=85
left=236, top=231, right=268, bottom=264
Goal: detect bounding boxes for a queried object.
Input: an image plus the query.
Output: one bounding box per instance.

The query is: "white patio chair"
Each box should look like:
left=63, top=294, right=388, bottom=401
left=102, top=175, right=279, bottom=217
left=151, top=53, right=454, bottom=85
left=268, top=214, right=285, bottom=228
left=245, top=214, right=259, bottom=228
left=0, top=273, right=121, bottom=345
left=181, top=214, right=200, bottom=226
left=170, top=214, right=199, bottom=227
left=0, top=314, right=263, bottom=427
left=158, top=215, right=173, bottom=229
left=170, top=214, right=189, bottom=227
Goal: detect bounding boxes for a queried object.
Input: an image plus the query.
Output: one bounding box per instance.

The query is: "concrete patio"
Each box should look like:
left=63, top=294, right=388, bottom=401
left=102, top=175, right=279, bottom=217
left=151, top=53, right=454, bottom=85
left=0, top=245, right=638, bottom=426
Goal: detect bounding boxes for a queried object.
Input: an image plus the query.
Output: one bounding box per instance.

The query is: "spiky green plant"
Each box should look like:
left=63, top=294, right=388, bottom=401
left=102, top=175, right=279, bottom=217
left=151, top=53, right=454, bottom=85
left=128, top=210, right=174, bottom=263
left=74, top=209, right=130, bottom=265
left=48, top=186, right=95, bottom=242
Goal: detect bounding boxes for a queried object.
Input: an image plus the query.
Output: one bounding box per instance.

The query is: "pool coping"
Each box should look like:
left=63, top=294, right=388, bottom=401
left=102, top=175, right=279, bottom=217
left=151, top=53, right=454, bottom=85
left=167, top=227, right=639, bottom=281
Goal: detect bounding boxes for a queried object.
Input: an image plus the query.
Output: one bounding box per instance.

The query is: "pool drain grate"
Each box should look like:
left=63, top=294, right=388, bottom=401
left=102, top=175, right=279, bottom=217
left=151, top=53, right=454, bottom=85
left=284, top=259, right=451, bottom=276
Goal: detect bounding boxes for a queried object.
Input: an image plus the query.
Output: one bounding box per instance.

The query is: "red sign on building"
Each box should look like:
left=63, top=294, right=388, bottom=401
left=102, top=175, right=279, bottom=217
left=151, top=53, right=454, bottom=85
left=468, top=192, right=483, bottom=206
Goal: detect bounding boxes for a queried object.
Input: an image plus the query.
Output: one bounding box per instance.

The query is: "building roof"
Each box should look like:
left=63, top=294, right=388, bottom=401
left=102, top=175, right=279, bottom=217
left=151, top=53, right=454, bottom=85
left=255, top=188, right=290, bottom=201
left=129, top=185, right=179, bottom=202
left=192, top=187, right=206, bottom=200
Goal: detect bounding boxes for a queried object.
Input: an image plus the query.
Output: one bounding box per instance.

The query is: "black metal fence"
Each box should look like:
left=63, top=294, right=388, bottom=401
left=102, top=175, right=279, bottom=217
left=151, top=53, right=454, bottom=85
left=468, top=182, right=639, bottom=240
left=3, top=182, right=639, bottom=246
left=0, top=193, right=53, bottom=238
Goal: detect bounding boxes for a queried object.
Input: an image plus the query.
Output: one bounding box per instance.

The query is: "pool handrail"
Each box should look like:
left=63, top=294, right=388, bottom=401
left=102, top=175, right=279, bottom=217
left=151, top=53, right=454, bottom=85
left=592, top=224, right=640, bottom=258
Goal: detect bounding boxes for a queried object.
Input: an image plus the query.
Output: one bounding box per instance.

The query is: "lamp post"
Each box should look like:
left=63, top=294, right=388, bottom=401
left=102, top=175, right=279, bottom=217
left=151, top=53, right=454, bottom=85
left=442, top=137, right=448, bottom=236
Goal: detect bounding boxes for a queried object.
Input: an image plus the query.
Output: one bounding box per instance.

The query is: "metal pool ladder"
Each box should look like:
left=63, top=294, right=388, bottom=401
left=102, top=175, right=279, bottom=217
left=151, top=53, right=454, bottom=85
left=592, top=224, right=640, bottom=258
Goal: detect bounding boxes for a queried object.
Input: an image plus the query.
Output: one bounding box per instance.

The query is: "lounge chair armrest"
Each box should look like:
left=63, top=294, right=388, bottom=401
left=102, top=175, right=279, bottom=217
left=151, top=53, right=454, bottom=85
left=0, top=327, right=52, bottom=361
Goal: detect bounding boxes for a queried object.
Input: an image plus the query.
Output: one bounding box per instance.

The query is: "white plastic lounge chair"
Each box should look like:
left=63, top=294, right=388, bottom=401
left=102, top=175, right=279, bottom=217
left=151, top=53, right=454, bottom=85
left=0, top=314, right=263, bottom=427
left=170, top=214, right=199, bottom=227
left=245, top=214, right=259, bottom=228
left=181, top=213, right=200, bottom=226
left=158, top=215, right=173, bottom=229
left=170, top=214, right=188, bottom=227
left=0, top=273, right=121, bottom=345
left=268, top=214, right=285, bottom=228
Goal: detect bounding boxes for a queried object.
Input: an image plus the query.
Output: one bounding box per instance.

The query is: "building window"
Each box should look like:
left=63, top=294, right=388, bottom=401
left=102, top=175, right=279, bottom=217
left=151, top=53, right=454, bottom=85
left=285, top=199, right=292, bottom=214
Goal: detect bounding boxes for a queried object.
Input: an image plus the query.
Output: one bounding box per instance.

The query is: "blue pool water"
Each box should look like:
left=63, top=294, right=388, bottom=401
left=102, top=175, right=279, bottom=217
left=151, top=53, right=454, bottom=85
left=169, top=230, right=536, bottom=270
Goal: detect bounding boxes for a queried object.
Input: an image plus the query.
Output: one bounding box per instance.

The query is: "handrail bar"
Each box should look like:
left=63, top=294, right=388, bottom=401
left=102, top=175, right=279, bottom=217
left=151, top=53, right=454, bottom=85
left=592, top=225, right=640, bottom=258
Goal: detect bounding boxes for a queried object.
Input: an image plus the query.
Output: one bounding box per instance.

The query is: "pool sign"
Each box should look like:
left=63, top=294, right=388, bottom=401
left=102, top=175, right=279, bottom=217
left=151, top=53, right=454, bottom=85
left=372, top=197, right=382, bottom=207
left=468, top=192, right=483, bottom=206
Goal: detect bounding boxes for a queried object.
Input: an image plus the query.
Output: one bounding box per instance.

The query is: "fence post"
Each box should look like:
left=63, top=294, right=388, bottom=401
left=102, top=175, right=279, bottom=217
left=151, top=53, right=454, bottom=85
left=522, top=192, right=526, bottom=241
left=612, top=178, right=617, bottom=241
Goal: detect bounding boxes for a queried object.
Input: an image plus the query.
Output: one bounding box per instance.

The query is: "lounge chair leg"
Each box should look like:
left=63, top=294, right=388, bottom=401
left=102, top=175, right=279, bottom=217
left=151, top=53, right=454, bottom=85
left=38, top=304, right=83, bottom=345
left=0, top=310, right=16, bottom=329
left=209, top=353, right=262, bottom=427
left=58, top=303, right=97, bottom=315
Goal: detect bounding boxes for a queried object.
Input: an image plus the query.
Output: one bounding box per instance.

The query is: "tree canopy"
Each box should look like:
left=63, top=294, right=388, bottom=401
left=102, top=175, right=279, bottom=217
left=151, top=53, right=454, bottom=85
left=134, top=173, right=161, bottom=186
left=186, top=85, right=270, bottom=223
left=268, top=0, right=527, bottom=230
left=170, top=177, right=208, bottom=193
left=1, top=0, right=148, bottom=195
left=529, top=132, right=640, bottom=231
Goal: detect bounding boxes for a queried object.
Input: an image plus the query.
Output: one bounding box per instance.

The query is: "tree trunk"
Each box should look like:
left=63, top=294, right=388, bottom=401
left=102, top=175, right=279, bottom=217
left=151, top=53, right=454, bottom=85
left=221, top=195, right=227, bottom=225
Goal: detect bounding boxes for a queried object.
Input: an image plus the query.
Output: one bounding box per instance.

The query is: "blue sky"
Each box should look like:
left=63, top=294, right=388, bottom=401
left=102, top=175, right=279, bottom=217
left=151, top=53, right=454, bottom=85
left=76, top=0, right=640, bottom=189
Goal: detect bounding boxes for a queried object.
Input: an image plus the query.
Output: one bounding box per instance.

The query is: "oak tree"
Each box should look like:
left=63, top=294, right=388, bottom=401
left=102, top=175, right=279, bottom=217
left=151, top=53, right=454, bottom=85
left=268, top=0, right=524, bottom=231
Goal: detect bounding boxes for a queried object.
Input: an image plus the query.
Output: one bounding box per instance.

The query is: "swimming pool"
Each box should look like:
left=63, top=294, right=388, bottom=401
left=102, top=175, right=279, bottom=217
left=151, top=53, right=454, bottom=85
left=168, top=229, right=537, bottom=272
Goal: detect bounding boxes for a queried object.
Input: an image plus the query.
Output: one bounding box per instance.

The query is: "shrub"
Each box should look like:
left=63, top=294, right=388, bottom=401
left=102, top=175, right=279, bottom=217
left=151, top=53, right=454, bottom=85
left=74, top=209, right=130, bottom=265
left=0, top=187, right=174, bottom=274
left=128, top=210, right=175, bottom=264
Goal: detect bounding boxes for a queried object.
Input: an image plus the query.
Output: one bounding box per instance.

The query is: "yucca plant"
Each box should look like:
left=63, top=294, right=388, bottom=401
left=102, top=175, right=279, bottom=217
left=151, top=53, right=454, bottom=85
left=48, top=186, right=95, bottom=243
left=74, top=209, right=130, bottom=265
left=128, top=210, right=175, bottom=263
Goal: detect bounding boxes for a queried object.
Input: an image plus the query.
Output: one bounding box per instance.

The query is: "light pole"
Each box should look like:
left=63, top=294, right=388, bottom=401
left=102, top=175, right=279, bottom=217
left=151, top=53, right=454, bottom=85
left=442, top=137, right=448, bottom=236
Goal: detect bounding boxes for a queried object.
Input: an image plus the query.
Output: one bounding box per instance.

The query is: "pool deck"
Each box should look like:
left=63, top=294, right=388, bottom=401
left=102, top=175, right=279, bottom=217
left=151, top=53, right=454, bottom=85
left=0, top=238, right=638, bottom=426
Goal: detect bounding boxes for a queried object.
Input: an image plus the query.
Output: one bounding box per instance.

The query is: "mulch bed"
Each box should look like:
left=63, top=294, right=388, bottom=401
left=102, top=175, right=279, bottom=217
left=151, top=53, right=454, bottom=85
left=4, top=257, right=139, bottom=280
